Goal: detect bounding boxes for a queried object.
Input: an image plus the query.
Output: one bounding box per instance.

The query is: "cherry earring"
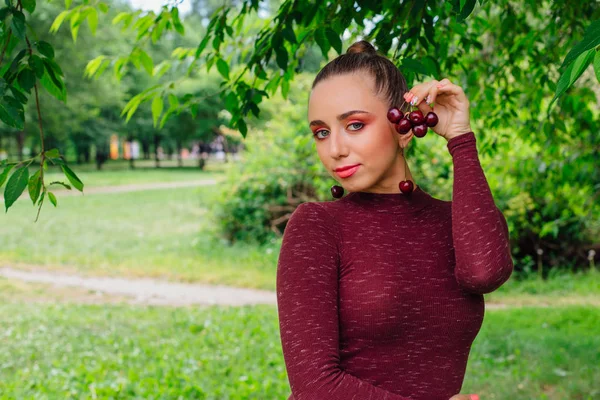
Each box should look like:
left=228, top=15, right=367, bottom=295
left=398, top=150, right=414, bottom=194
left=331, top=185, right=344, bottom=198
left=388, top=98, right=439, bottom=194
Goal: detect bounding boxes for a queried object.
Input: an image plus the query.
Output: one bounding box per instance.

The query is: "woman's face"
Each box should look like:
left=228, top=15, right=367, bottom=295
left=308, top=72, right=411, bottom=193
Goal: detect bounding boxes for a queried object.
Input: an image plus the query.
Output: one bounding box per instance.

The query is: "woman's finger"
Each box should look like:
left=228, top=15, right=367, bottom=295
left=404, top=79, right=438, bottom=106
left=435, top=82, right=468, bottom=103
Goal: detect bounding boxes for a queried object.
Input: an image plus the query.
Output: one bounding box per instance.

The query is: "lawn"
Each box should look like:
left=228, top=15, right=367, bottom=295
left=2, top=165, right=599, bottom=297
left=1, top=166, right=598, bottom=399
left=0, top=184, right=279, bottom=289
left=0, top=283, right=597, bottom=399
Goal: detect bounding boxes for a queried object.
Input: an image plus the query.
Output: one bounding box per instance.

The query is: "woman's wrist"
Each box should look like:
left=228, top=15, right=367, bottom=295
left=445, top=129, right=473, bottom=142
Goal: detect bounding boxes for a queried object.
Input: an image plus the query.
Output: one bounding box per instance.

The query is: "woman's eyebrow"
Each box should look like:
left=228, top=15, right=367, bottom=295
left=309, top=110, right=372, bottom=127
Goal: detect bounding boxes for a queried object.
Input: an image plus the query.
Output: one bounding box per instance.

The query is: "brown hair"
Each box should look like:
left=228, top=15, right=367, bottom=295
left=311, top=40, right=409, bottom=112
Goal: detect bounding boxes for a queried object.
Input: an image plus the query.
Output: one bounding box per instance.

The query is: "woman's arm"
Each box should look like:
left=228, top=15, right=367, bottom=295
left=447, top=131, right=514, bottom=294
left=277, top=202, right=414, bottom=400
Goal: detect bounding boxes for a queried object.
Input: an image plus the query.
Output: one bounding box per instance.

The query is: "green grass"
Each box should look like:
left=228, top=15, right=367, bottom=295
left=2, top=165, right=600, bottom=295
left=0, top=291, right=597, bottom=399
left=0, top=184, right=279, bottom=290
left=485, top=268, right=600, bottom=306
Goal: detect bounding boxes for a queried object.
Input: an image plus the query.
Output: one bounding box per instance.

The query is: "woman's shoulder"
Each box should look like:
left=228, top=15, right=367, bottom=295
left=286, top=201, right=341, bottom=240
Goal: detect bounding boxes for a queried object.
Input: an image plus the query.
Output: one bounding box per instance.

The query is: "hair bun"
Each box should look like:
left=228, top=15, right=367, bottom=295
left=346, top=40, right=377, bottom=55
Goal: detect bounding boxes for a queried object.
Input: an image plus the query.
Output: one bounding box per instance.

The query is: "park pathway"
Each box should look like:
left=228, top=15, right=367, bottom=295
left=0, top=267, right=275, bottom=307
left=2, top=266, right=598, bottom=309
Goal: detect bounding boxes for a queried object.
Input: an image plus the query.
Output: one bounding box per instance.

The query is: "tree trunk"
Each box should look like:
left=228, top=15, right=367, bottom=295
left=177, top=141, right=183, bottom=168
left=16, top=131, right=25, bottom=161
left=153, top=134, right=161, bottom=168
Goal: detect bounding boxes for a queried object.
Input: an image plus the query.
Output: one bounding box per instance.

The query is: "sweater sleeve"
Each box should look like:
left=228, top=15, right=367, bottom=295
left=276, top=202, right=414, bottom=400
left=447, top=131, right=514, bottom=295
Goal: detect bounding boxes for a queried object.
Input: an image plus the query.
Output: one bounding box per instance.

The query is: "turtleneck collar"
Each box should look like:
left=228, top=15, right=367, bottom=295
left=344, top=184, right=435, bottom=214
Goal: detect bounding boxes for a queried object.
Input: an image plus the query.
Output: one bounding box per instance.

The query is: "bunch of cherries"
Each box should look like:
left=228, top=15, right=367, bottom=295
left=386, top=105, right=439, bottom=138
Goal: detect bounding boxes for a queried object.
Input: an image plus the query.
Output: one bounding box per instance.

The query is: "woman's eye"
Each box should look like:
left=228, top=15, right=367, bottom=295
left=313, top=130, right=328, bottom=139
left=348, top=122, right=364, bottom=130
left=313, top=123, right=364, bottom=140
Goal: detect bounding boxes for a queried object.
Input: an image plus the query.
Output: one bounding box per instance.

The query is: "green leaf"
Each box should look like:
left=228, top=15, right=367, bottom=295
left=4, top=164, right=28, bottom=211
left=87, top=7, right=98, bottom=35
left=401, top=57, right=428, bottom=75
left=42, top=58, right=65, bottom=98
left=325, top=28, right=342, bottom=55
left=28, top=55, right=45, bottom=78
left=9, top=86, right=28, bottom=104
left=275, top=46, right=288, bottom=71
left=45, top=148, right=60, bottom=158
left=17, top=68, right=36, bottom=92
left=559, top=19, right=600, bottom=70
left=98, top=2, right=109, bottom=13
left=594, top=50, right=600, bottom=82
left=0, top=95, right=25, bottom=129
left=37, top=41, right=55, bottom=59
left=50, top=10, right=70, bottom=33
left=28, top=169, right=41, bottom=204
left=40, top=68, right=67, bottom=102
left=236, top=117, right=247, bottom=138
left=314, top=27, right=330, bottom=59
left=548, top=49, right=595, bottom=113
left=60, top=164, right=83, bottom=192
left=282, top=23, right=296, bottom=44
left=216, top=57, right=229, bottom=80
left=65, top=0, right=73, bottom=8
left=10, top=10, right=26, bottom=40
left=21, top=0, right=35, bottom=13
left=0, top=164, right=14, bottom=188
left=70, top=11, right=81, bottom=42
left=458, top=0, right=476, bottom=21
left=48, top=191, right=57, bottom=207
left=49, top=181, right=71, bottom=190
left=171, top=7, right=185, bottom=35
left=151, top=95, right=163, bottom=127
left=84, top=55, right=107, bottom=78
left=137, top=49, right=154, bottom=75
left=195, top=33, right=211, bottom=58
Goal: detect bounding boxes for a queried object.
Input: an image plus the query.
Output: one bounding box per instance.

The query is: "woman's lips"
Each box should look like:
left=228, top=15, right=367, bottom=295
left=335, top=165, right=360, bottom=178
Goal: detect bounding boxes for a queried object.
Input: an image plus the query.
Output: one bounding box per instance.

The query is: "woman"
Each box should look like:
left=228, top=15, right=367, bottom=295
left=276, top=40, right=513, bottom=400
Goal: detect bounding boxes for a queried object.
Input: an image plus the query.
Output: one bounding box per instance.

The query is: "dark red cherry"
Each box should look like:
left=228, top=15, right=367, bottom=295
left=399, top=180, right=414, bottom=194
left=408, top=110, right=425, bottom=125
left=412, top=124, right=428, bottom=137
left=425, top=111, right=439, bottom=127
left=395, top=119, right=412, bottom=134
left=331, top=185, right=344, bottom=198
left=387, top=107, right=403, bottom=123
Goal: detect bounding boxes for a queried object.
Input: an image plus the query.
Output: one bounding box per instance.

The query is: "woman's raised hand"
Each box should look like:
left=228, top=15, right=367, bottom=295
left=403, top=78, right=472, bottom=141
left=448, top=393, right=480, bottom=400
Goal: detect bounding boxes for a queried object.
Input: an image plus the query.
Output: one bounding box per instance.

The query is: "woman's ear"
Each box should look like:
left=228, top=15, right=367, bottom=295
left=395, top=129, right=413, bottom=152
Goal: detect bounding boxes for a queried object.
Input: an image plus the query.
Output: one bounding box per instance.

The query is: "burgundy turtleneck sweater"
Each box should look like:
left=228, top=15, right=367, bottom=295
left=276, top=131, right=514, bottom=400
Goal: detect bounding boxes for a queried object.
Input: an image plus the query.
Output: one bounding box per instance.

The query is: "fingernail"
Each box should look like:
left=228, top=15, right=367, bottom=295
left=411, top=96, right=418, bottom=105
left=470, top=395, right=480, bottom=400
left=425, top=95, right=430, bottom=104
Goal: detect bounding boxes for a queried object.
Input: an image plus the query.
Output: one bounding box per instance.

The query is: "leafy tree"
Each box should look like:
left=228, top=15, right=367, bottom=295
left=0, top=0, right=598, bottom=265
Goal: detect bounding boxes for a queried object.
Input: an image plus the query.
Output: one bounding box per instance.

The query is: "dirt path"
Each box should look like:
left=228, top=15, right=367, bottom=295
left=1, top=267, right=598, bottom=309
left=0, top=267, right=275, bottom=307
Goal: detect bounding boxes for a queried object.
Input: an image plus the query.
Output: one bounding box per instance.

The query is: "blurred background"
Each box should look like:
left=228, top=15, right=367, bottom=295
left=0, top=0, right=598, bottom=398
